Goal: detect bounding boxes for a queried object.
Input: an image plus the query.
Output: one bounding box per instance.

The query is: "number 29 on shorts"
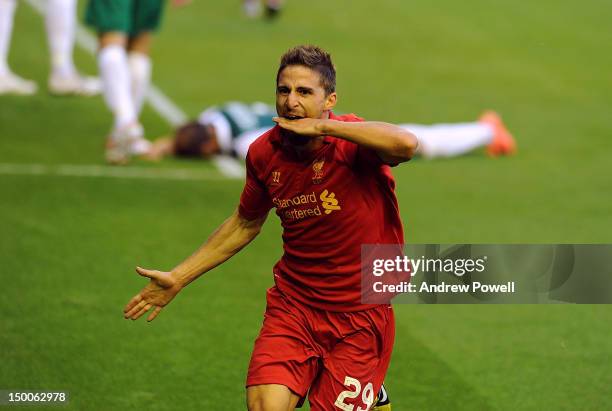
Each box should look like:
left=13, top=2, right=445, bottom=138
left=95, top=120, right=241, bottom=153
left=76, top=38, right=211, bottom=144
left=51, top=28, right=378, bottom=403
left=334, top=376, right=375, bottom=411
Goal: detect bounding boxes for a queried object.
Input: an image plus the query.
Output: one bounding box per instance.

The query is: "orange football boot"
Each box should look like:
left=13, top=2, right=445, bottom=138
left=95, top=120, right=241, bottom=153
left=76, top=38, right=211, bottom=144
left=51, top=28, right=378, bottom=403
left=479, top=110, right=517, bottom=157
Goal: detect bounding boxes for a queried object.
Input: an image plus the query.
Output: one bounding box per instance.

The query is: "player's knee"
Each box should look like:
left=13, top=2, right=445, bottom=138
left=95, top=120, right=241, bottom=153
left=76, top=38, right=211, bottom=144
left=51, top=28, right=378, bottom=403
left=127, top=33, right=153, bottom=54
left=99, top=32, right=127, bottom=48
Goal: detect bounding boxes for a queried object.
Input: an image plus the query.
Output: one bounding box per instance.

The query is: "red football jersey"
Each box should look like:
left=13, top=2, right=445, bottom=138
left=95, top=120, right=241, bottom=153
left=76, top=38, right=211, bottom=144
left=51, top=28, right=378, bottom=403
left=239, top=112, right=405, bottom=312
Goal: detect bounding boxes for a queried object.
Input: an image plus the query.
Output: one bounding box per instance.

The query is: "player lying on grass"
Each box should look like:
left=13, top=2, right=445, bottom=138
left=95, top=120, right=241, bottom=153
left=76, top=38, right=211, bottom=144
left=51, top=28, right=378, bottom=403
left=141, top=101, right=515, bottom=162
left=124, top=44, right=417, bottom=410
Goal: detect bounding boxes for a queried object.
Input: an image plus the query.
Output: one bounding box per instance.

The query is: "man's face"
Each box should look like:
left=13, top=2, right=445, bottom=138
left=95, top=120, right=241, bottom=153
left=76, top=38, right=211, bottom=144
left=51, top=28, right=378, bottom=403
left=276, top=65, right=336, bottom=121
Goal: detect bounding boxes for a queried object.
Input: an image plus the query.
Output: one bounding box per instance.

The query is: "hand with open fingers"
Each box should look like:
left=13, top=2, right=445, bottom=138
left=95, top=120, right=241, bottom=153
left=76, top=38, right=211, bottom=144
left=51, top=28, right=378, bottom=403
left=123, top=266, right=182, bottom=322
left=273, top=117, right=328, bottom=137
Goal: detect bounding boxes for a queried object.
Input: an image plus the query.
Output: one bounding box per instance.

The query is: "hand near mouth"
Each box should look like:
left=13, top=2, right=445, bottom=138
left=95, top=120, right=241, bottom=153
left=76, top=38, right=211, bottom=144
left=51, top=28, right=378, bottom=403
left=273, top=116, right=330, bottom=137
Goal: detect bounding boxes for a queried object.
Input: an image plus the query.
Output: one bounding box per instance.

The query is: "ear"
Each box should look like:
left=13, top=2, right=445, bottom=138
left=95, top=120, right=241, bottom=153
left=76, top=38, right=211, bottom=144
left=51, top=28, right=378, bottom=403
left=324, top=92, right=337, bottom=111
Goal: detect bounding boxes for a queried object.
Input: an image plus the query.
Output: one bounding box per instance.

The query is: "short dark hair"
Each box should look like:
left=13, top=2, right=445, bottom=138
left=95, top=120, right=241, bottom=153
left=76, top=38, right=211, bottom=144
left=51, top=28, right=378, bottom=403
left=276, top=45, right=336, bottom=95
left=173, top=121, right=211, bottom=157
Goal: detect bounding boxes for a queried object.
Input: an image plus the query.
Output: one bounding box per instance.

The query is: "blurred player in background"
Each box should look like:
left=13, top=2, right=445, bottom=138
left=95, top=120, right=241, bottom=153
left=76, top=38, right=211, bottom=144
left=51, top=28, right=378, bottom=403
left=85, top=0, right=190, bottom=164
left=124, top=44, right=417, bottom=411
left=0, top=0, right=100, bottom=95
left=403, top=111, right=515, bottom=158
left=243, top=0, right=283, bottom=19
left=145, top=101, right=278, bottom=160
left=142, top=101, right=515, bottom=162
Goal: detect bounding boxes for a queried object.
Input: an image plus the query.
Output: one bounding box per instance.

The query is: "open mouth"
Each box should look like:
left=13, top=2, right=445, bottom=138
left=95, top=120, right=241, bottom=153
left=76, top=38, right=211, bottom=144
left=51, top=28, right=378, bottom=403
left=284, top=115, right=304, bottom=120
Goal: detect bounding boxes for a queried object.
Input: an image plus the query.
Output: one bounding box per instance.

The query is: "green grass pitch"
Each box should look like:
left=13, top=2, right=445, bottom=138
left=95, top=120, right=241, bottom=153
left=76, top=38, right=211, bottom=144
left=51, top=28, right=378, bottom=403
left=1, top=1, right=611, bottom=409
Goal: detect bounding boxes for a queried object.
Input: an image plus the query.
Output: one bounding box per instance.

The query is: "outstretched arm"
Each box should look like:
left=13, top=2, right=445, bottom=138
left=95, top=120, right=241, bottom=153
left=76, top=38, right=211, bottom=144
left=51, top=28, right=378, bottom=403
left=274, top=117, right=418, bottom=165
left=123, top=209, right=267, bottom=321
left=142, top=136, right=174, bottom=161
left=169, top=208, right=267, bottom=286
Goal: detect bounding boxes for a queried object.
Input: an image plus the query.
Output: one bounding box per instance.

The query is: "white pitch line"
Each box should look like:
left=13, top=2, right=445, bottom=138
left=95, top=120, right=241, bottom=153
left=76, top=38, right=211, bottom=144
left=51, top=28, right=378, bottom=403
left=212, top=155, right=246, bottom=178
left=147, top=86, right=188, bottom=126
left=0, top=163, right=228, bottom=181
left=24, top=0, right=242, bottom=177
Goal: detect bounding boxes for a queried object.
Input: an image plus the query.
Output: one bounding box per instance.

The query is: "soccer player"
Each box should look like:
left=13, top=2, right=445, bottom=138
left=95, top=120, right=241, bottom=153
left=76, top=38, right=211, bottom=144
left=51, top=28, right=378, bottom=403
left=142, top=101, right=515, bottom=162
left=85, top=0, right=190, bottom=164
left=144, top=101, right=279, bottom=161
left=0, top=0, right=100, bottom=96
left=124, top=45, right=418, bottom=410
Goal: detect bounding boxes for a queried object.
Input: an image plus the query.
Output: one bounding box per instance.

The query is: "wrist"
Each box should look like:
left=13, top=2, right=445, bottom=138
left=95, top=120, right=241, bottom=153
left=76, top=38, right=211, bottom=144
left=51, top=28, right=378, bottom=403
left=318, top=119, right=335, bottom=136
left=170, top=270, right=189, bottom=289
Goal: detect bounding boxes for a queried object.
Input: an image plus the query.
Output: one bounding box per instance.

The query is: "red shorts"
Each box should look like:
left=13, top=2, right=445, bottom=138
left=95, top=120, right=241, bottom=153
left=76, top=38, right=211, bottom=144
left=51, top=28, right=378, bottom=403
left=246, top=287, right=395, bottom=410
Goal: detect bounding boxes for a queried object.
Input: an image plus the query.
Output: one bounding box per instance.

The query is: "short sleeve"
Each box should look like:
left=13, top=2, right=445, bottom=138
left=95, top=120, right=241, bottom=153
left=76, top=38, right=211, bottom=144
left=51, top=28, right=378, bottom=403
left=330, top=112, right=388, bottom=168
left=238, top=152, right=273, bottom=220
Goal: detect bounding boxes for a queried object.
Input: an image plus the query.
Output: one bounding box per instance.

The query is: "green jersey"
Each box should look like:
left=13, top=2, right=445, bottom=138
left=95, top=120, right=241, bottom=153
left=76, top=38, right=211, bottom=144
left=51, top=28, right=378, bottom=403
left=197, top=101, right=276, bottom=154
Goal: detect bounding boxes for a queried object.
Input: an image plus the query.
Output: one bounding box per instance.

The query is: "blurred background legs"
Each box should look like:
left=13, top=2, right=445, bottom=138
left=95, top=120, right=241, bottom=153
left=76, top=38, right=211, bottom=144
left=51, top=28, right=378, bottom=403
left=0, top=0, right=37, bottom=95
left=46, top=0, right=101, bottom=96
left=243, top=0, right=284, bottom=19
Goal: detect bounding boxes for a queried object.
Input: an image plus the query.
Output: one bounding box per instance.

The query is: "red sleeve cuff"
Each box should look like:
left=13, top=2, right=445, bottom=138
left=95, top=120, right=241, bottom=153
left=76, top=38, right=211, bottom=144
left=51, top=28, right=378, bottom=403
left=238, top=204, right=269, bottom=221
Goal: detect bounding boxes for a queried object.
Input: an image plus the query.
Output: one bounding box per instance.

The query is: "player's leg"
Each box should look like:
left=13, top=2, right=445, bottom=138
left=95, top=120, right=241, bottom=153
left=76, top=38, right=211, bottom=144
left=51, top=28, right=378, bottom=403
left=85, top=0, right=138, bottom=163
left=98, top=31, right=132, bottom=129
left=46, top=0, right=101, bottom=95
left=46, top=0, right=76, bottom=79
left=243, top=0, right=261, bottom=18
left=0, top=0, right=37, bottom=95
left=406, top=122, right=495, bottom=159
left=98, top=30, right=144, bottom=163
left=116, top=0, right=166, bottom=158
left=126, top=32, right=152, bottom=118
left=264, top=0, right=283, bottom=19
left=0, top=0, right=16, bottom=77
left=243, top=0, right=283, bottom=19
left=246, top=287, right=321, bottom=411
left=129, top=0, right=166, bottom=117
left=308, top=305, right=395, bottom=411
left=246, top=384, right=301, bottom=411
left=405, top=111, right=516, bottom=159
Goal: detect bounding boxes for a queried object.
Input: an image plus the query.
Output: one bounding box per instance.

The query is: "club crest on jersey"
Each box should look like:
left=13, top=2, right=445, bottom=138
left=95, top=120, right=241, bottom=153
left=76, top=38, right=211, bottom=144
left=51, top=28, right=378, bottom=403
left=271, top=170, right=281, bottom=185
left=312, top=158, right=325, bottom=184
